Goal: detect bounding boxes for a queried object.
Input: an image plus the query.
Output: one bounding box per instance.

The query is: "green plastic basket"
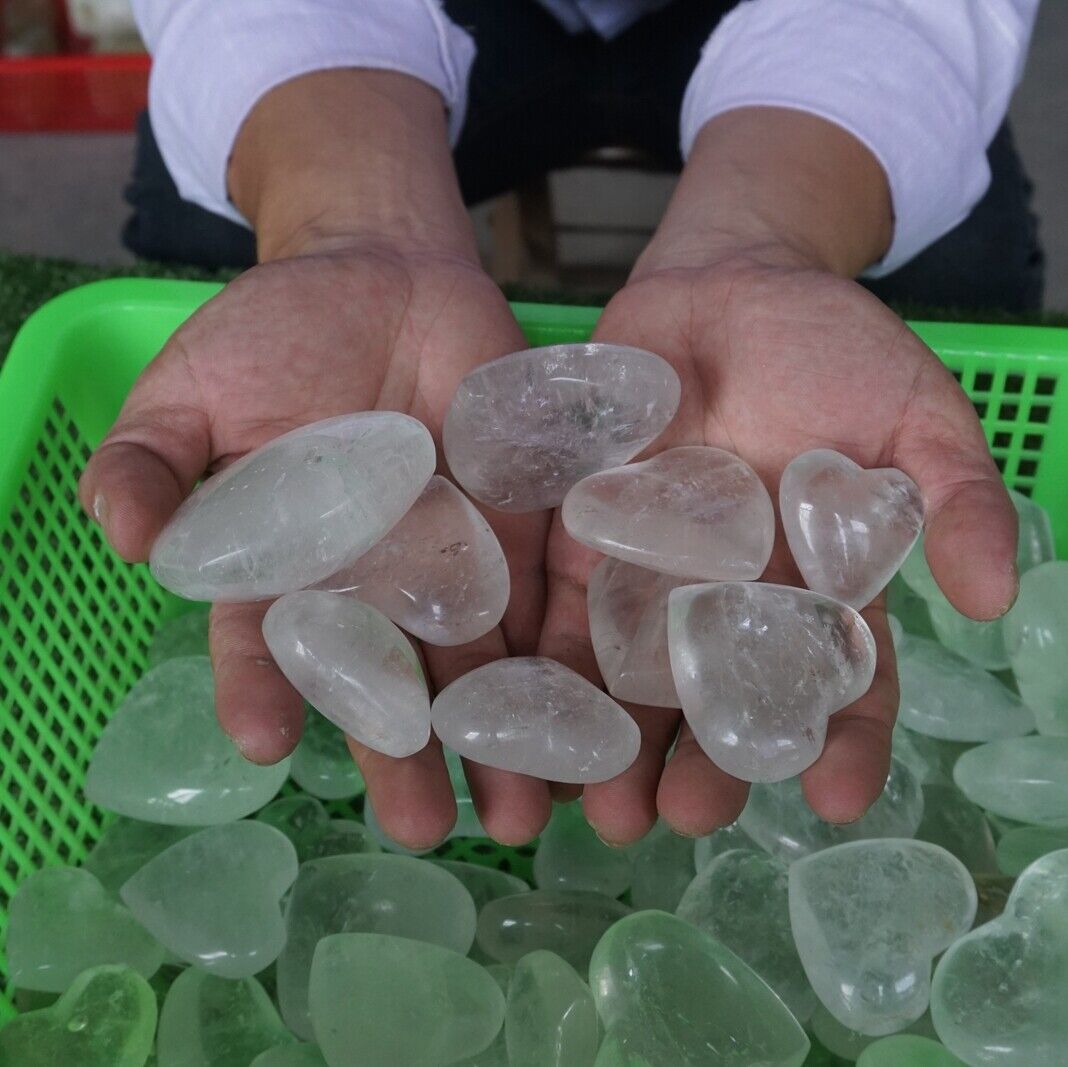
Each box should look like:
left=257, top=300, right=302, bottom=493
left=1, top=278, right=1068, bottom=1021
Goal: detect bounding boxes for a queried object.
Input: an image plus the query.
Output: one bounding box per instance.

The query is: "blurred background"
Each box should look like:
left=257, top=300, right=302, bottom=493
left=0, top=0, right=1065, bottom=311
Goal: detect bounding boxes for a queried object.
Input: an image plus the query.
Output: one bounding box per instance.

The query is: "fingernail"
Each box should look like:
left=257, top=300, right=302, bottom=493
left=91, top=491, right=108, bottom=527
left=670, top=828, right=703, bottom=840
left=595, top=831, right=627, bottom=849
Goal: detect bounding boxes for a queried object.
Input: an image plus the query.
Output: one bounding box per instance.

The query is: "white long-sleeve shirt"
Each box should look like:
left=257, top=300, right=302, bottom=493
left=133, top=0, right=1039, bottom=274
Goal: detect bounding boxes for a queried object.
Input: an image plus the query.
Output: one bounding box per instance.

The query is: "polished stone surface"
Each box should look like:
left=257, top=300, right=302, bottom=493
left=627, top=821, right=696, bottom=912
left=915, top=784, right=998, bottom=874
left=856, top=1034, right=967, bottom=1066
left=85, top=657, right=290, bottom=825
left=790, top=840, right=977, bottom=1036
left=927, top=599, right=1011, bottom=671
left=562, top=446, right=774, bottom=580
left=83, top=817, right=200, bottom=898
left=151, top=412, right=435, bottom=601
left=432, top=657, right=640, bottom=784
left=693, top=821, right=762, bottom=871
left=317, top=476, right=509, bottom=646
left=428, top=861, right=530, bottom=912
left=780, top=449, right=923, bottom=609
left=953, top=736, right=1068, bottom=824
left=147, top=606, right=210, bottom=667
left=444, top=343, right=680, bottom=512
left=288, top=710, right=364, bottom=801
left=668, top=582, right=876, bottom=781
left=996, top=824, right=1068, bottom=876
left=533, top=801, right=632, bottom=898
left=891, top=725, right=971, bottom=787
left=263, top=592, right=431, bottom=758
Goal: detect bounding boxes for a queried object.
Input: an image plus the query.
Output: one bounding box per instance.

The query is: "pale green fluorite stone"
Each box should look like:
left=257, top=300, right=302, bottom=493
left=85, top=657, right=290, bottom=825
left=789, top=840, right=977, bottom=1036
left=249, top=1046, right=328, bottom=1067
left=996, top=824, right=1068, bottom=876
left=627, top=822, right=695, bottom=911
left=953, top=736, right=1068, bottom=824
left=429, top=860, right=530, bottom=911
left=0, top=965, right=156, bottom=1067
left=453, top=964, right=515, bottom=1066
left=476, top=890, right=630, bottom=972
left=891, top=726, right=970, bottom=787
left=739, top=757, right=924, bottom=864
left=855, top=1034, right=966, bottom=1066
left=309, top=933, right=506, bottom=1066
left=693, top=821, right=760, bottom=870
left=278, top=853, right=477, bottom=1039
left=255, top=797, right=378, bottom=863
left=147, top=607, right=210, bottom=667
left=156, top=968, right=293, bottom=1067
left=589, top=910, right=809, bottom=1066
left=677, top=848, right=816, bottom=1022
left=505, top=950, right=600, bottom=1067
left=289, top=710, right=364, bottom=800
left=931, top=849, right=1068, bottom=1067
left=83, top=818, right=200, bottom=897
left=534, top=801, right=631, bottom=897
left=886, top=575, right=936, bottom=641
left=7, top=867, right=164, bottom=992
left=915, top=784, right=998, bottom=874
left=120, top=821, right=297, bottom=979
left=926, top=599, right=1010, bottom=670
left=808, top=1005, right=939, bottom=1062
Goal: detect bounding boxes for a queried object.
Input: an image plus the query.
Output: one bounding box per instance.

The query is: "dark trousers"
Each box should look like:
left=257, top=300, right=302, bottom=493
left=123, top=0, right=1044, bottom=312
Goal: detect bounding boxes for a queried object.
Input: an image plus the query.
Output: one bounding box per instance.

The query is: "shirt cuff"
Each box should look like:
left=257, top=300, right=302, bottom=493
left=147, top=0, right=475, bottom=227
left=679, top=0, right=1012, bottom=275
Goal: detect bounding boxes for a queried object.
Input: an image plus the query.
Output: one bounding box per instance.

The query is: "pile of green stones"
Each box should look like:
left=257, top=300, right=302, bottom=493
left=3, top=494, right=1068, bottom=1067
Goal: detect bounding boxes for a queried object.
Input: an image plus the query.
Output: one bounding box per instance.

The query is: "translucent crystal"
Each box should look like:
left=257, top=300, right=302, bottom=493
left=255, top=796, right=329, bottom=847
left=739, top=757, right=924, bottom=864
left=789, top=840, right=977, bottom=1036
left=693, top=821, right=761, bottom=870
left=896, top=636, right=1034, bottom=741
left=926, top=599, right=1011, bottom=670
left=263, top=593, right=431, bottom=758
left=533, top=801, right=632, bottom=897
left=316, top=476, right=509, bottom=646
left=996, top=824, right=1068, bottom=876
left=255, top=797, right=379, bottom=864
left=1004, top=560, right=1068, bottom=735
left=668, top=582, right=876, bottom=782
left=808, top=1005, right=939, bottom=1062
left=83, top=818, right=200, bottom=897
left=476, top=890, right=630, bottom=972
left=915, top=784, right=998, bottom=874
left=779, top=449, right=923, bottom=609
left=120, top=821, right=298, bottom=979
left=562, top=446, right=774, bottom=580
left=309, top=933, right=506, bottom=1066
left=586, top=557, right=686, bottom=707
left=627, top=822, right=696, bottom=911
left=150, top=412, right=435, bottom=601
left=432, top=657, right=640, bottom=784
left=85, top=657, right=290, bottom=825
left=953, top=736, right=1068, bottom=824
left=443, top=342, right=680, bottom=513
left=886, top=575, right=937, bottom=642
left=147, top=606, right=210, bottom=666
left=428, top=861, right=530, bottom=912
left=289, top=710, right=364, bottom=800
left=7, top=867, right=164, bottom=992
left=250, top=1047, right=328, bottom=1067
left=677, top=848, right=816, bottom=1022
left=504, top=950, right=599, bottom=1067
left=891, top=725, right=970, bottom=787
left=453, top=964, right=515, bottom=1066
left=931, top=849, right=1068, bottom=1066
left=589, top=910, right=810, bottom=1066
left=855, top=1034, right=968, bottom=1066
left=156, top=968, right=293, bottom=1067
left=0, top=965, right=156, bottom=1067
left=277, top=853, right=477, bottom=1039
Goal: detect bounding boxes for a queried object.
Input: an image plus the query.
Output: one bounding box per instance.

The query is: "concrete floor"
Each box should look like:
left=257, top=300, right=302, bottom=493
left=1, top=2, right=1066, bottom=309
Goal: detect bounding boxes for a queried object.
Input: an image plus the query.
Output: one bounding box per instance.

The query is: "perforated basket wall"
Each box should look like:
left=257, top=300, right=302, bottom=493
left=0, top=282, right=1066, bottom=1022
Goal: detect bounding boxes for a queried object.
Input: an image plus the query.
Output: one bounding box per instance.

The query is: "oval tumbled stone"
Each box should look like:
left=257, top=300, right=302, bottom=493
left=953, top=736, right=1068, bottom=825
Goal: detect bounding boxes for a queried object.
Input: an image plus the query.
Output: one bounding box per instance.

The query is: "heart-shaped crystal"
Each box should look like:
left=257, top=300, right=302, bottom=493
left=668, top=582, right=876, bottom=782
left=82, top=818, right=200, bottom=897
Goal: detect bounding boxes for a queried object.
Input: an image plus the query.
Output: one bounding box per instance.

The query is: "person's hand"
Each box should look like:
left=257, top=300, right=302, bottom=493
left=79, top=71, right=555, bottom=849
left=540, top=109, right=1018, bottom=845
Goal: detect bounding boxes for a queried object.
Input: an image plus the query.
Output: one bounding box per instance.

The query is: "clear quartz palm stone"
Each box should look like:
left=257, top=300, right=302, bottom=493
left=150, top=412, right=435, bottom=601
left=996, top=824, right=1068, bottom=876
left=589, top=910, right=810, bottom=1066
left=0, top=965, right=156, bottom=1067
left=789, top=840, right=977, bottom=1037
left=156, top=968, right=293, bottom=1067
left=84, top=657, right=290, bottom=825
left=504, top=950, right=600, bottom=1067
left=668, top=582, right=876, bottom=782
left=953, top=736, right=1068, bottom=824
left=779, top=449, right=924, bottom=609
left=476, top=890, right=631, bottom=972
left=147, top=606, right=210, bottom=666
left=277, top=853, right=477, bottom=1039
left=316, top=476, right=510, bottom=646
left=676, top=848, right=817, bottom=1023
left=533, top=800, right=632, bottom=897
left=120, top=821, right=298, bottom=980
left=7, top=867, right=165, bottom=992
left=1004, top=560, right=1068, bottom=735
left=288, top=709, right=364, bottom=801
left=931, top=849, right=1068, bottom=1067
left=739, top=757, right=924, bottom=864
left=432, top=657, right=641, bottom=784
left=626, top=821, right=696, bottom=911
left=586, top=557, right=689, bottom=707
left=562, top=446, right=774, bottom=580
left=896, top=636, right=1035, bottom=741
left=262, top=592, right=431, bottom=758
left=915, top=783, right=998, bottom=874
left=308, top=933, right=506, bottom=1067
left=83, top=818, right=201, bottom=897
left=443, top=342, right=680, bottom=513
